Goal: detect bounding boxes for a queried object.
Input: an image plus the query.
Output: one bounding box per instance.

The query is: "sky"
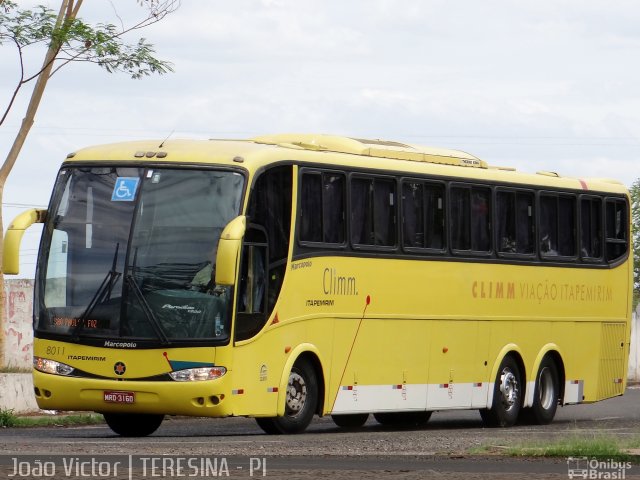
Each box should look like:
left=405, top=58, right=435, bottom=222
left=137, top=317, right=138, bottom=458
left=1, top=0, right=639, bottom=277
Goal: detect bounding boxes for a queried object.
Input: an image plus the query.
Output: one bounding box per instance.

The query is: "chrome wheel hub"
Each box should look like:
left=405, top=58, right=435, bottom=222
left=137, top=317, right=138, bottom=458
left=499, top=368, right=519, bottom=410
left=538, top=367, right=554, bottom=410
left=286, top=371, right=307, bottom=416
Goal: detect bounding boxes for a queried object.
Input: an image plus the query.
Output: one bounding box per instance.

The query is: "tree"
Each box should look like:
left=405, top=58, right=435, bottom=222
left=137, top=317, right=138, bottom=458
left=631, top=178, right=640, bottom=310
left=0, top=0, right=178, bottom=366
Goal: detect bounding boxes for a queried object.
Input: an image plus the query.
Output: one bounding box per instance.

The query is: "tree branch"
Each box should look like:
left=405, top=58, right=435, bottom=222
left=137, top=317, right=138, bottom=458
left=0, top=36, right=25, bottom=127
left=47, top=3, right=176, bottom=78
left=0, top=0, right=69, bottom=179
left=108, top=0, right=125, bottom=31
left=71, top=0, right=83, bottom=19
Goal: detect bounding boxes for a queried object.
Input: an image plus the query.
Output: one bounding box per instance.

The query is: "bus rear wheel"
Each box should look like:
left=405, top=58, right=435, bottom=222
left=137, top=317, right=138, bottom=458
left=480, top=355, right=522, bottom=427
left=103, top=413, right=164, bottom=437
left=528, top=357, right=560, bottom=424
left=255, top=360, right=318, bottom=434
left=331, top=413, right=369, bottom=428
left=373, top=411, right=431, bottom=426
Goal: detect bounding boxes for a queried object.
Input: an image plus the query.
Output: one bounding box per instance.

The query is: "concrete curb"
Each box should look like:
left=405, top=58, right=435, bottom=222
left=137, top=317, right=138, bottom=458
left=0, top=373, right=39, bottom=413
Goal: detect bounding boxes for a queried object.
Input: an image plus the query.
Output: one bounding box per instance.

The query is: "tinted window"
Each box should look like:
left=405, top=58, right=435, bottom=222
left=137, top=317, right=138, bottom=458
left=605, top=199, right=627, bottom=262
left=351, top=176, right=396, bottom=247
left=323, top=174, right=346, bottom=244
left=300, top=173, right=322, bottom=242
left=580, top=197, right=602, bottom=259
left=300, top=171, right=345, bottom=244
left=402, top=181, right=445, bottom=250
left=249, top=166, right=292, bottom=262
left=515, top=192, right=535, bottom=254
left=496, top=190, right=534, bottom=254
left=540, top=194, right=576, bottom=257
left=247, top=166, right=292, bottom=318
left=451, top=185, right=491, bottom=252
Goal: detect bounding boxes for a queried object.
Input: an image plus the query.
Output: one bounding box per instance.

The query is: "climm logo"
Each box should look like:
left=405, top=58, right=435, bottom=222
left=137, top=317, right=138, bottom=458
left=323, top=268, right=358, bottom=295
left=472, top=281, right=515, bottom=300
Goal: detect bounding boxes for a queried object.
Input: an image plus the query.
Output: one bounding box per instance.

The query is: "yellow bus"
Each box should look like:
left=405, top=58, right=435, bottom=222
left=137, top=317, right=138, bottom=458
left=4, top=133, right=632, bottom=436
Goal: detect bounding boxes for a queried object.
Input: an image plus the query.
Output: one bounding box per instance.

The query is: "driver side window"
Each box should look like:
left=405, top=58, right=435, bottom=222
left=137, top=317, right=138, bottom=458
left=235, top=166, right=292, bottom=341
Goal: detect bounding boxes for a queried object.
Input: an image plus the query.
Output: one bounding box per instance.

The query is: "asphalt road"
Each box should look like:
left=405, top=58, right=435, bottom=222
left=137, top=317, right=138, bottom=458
left=1, top=387, right=640, bottom=479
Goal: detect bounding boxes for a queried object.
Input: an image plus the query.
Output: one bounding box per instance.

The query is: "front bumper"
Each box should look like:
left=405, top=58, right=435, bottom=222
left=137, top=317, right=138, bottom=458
left=32, top=370, right=233, bottom=417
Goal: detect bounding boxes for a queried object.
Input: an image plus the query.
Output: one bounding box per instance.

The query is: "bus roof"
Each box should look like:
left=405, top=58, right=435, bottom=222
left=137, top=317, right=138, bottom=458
left=65, top=134, right=628, bottom=194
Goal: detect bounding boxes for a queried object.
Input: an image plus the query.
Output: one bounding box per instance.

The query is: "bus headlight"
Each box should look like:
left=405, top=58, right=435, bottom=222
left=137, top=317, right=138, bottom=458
left=169, top=366, right=227, bottom=382
left=33, top=356, right=75, bottom=376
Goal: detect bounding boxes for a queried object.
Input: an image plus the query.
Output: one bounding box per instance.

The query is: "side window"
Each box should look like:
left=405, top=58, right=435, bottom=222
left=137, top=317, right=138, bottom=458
left=323, top=173, right=346, bottom=244
left=403, top=181, right=424, bottom=248
left=515, top=191, right=535, bottom=254
left=580, top=197, right=603, bottom=260
left=402, top=180, right=445, bottom=250
left=300, top=173, right=322, bottom=242
left=539, top=193, right=576, bottom=258
left=450, top=186, right=470, bottom=250
left=496, top=190, right=534, bottom=255
left=605, top=198, right=628, bottom=262
left=299, top=171, right=345, bottom=244
left=236, top=228, right=268, bottom=341
left=248, top=166, right=292, bottom=264
left=558, top=196, right=576, bottom=256
left=539, top=194, right=558, bottom=255
left=238, top=166, right=292, bottom=341
left=350, top=176, right=396, bottom=247
left=450, top=185, right=491, bottom=253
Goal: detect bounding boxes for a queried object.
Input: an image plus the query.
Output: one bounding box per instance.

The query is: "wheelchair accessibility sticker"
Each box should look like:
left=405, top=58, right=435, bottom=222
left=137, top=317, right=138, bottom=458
left=111, top=177, right=140, bottom=202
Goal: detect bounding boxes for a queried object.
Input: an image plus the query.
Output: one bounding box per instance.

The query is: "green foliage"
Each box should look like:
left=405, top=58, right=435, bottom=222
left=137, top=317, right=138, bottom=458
left=474, top=435, right=639, bottom=462
left=0, top=408, right=103, bottom=428
left=507, top=436, right=629, bottom=461
left=0, top=408, right=17, bottom=427
left=0, top=0, right=175, bottom=80
left=632, top=178, right=640, bottom=309
left=14, top=413, right=104, bottom=428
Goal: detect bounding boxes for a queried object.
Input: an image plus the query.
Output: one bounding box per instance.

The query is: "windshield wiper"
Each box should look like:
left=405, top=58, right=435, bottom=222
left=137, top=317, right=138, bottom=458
left=125, top=273, right=170, bottom=345
left=72, top=243, right=121, bottom=341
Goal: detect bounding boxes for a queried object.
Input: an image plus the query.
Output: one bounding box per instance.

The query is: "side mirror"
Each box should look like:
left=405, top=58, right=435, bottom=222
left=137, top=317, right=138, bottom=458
left=3, top=209, right=47, bottom=275
left=215, top=215, right=246, bottom=286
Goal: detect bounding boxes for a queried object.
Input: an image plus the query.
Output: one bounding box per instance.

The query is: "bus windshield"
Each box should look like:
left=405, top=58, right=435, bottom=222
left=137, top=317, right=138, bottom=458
left=35, top=166, right=244, bottom=346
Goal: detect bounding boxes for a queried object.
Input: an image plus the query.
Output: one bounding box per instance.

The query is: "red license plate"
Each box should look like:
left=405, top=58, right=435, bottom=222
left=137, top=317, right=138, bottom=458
left=103, top=390, right=135, bottom=404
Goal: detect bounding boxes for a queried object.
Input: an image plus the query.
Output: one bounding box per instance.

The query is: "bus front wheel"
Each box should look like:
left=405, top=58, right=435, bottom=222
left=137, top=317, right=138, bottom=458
left=255, top=360, right=318, bottom=434
left=103, top=413, right=164, bottom=437
left=480, top=355, right=522, bottom=427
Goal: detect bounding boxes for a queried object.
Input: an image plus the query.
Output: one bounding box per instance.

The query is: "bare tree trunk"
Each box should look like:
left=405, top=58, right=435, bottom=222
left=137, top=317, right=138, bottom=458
left=0, top=0, right=79, bottom=368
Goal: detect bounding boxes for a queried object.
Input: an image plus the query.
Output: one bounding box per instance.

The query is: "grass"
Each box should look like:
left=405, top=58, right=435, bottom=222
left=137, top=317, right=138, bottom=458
left=0, top=408, right=104, bottom=428
left=0, top=367, right=31, bottom=374
left=475, top=435, right=640, bottom=462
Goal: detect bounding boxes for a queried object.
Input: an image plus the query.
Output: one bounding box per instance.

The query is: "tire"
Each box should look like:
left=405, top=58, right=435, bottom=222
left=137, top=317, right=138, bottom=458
left=528, top=357, right=559, bottom=425
left=480, top=355, right=522, bottom=427
left=103, top=413, right=164, bottom=437
left=373, top=411, right=431, bottom=426
left=331, top=413, right=369, bottom=428
left=255, top=360, right=318, bottom=434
